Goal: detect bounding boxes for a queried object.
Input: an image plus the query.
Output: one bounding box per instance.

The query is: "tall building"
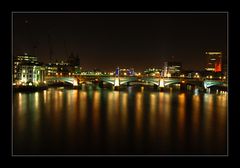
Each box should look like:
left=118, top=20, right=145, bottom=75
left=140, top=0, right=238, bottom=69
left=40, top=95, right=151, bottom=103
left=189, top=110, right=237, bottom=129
left=163, top=61, right=182, bottom=77
left=205, top=52, right=222, bottom=72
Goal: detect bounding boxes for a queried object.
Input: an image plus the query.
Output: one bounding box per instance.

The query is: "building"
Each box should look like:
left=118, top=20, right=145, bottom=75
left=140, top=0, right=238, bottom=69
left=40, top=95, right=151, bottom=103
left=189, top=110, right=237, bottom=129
left=115, top=67, right=135, bottom=76
left=13, top=53, right=45, bottom=85
left=163, top=61, right=182, bottom=77
left=46, top=60, right=82, bottom=76
left=144, top=68, right=162, bottom=77
left=205, top=52, right=222, bottom=72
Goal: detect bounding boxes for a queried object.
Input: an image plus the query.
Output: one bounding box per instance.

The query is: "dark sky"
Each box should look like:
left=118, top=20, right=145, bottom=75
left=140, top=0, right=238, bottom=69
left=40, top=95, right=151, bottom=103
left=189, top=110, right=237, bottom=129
left=13, top=12, right=227, bottom=71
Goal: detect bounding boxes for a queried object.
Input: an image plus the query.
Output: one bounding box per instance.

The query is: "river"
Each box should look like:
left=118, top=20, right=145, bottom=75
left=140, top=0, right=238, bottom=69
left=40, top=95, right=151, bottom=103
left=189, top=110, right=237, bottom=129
left=13, top=85, right=227, bottom=155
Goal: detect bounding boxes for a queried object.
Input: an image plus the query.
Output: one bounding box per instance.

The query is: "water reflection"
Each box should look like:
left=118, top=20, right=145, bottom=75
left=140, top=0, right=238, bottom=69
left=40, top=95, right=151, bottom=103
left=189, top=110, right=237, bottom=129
left=177, top=93, right=186, bottom=151
left=13, top=88, right=227, bottom=155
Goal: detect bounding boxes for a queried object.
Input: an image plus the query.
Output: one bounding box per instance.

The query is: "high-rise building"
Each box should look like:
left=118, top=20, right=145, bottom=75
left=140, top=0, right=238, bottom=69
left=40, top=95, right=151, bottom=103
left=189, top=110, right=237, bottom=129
left=205, top=52, right=222, bottom=72
left=163, top=61, right=182, bottom=77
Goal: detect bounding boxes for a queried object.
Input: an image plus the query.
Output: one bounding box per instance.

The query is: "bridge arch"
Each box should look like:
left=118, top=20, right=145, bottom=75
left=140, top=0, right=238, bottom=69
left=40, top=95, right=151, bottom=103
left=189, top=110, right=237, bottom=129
left=45, top=76, right=78, bottom=86
left=203, top=80, right=225, bottom=89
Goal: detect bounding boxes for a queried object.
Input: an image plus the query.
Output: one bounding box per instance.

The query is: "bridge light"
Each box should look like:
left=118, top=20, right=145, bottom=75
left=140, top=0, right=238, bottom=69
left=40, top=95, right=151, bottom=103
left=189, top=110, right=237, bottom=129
left=124, top=72, right=127, bottom=76
left=219, top=76, right=222, bottom=79
left=43, top=81, right=46, bottom=84
left=223, top=76, right=226, bottom=79
left=60, top=73, right=62, bottom=76
left=56, top=73, right=58, bottom=76
left=69, top=73, right=71, bottom=75
left=181, top=80, right=185, bottom=83
left=160, top=79, right=164, bottom=87
left=73, top=80, right=78, bottom=86
left=210, top=75, right=213, bottom=79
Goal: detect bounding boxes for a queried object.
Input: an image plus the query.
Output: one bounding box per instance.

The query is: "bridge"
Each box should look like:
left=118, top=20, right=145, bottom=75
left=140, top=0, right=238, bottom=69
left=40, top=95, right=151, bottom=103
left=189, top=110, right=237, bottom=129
left=203, top=80, right=226, bottom=89
left=45, top=76, right=79, bottom=86
left=44, top=67, right=227, bottom=90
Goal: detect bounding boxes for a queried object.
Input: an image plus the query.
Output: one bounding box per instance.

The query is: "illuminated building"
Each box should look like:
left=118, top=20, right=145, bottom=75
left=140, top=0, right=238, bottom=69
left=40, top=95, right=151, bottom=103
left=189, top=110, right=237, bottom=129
left=144, top=68, right=162, bottom=77
left=163, top=61, right=182, bottom=77
left=115, top=68, right=135, bottom=76
left=205, top=52, right=222, bottom=72
left=13, top=53, right=45, bottom=85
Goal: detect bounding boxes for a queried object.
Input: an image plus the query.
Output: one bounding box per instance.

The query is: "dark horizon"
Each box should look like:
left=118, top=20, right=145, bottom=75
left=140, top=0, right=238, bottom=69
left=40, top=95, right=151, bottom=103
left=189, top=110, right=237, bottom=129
left=13, top=12, right=227, bottom=71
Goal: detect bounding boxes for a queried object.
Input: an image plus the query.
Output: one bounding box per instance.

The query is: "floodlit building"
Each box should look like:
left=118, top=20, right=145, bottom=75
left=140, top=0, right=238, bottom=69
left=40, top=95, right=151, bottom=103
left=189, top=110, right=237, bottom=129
left=205, top=52, right=222, bottom=72
left=163, top=61, right=182, bottom=77
left=13, top=53, right=45, bottom=85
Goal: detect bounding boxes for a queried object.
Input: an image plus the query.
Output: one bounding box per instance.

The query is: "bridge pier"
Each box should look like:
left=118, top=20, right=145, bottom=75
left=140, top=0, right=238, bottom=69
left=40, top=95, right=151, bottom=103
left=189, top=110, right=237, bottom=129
left=99, top=81, right=104, bottom=88
left=180, top=83, right=187, bottom=91
left=114, top=86, right=120, bottom=90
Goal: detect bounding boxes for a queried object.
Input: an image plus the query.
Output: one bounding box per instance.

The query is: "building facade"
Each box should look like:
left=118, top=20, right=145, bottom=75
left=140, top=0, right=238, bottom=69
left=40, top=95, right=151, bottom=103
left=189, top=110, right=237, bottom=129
left=163, top=61, right=182, bottom=77
left=205, top=52, right=222, bottom=72
left=13, top=53, right=45, bottom=85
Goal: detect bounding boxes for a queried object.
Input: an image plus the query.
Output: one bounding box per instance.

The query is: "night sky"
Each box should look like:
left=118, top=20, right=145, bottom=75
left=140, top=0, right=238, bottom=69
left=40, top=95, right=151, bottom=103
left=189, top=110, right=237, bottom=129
left=13, top=12, right=227, bottom=71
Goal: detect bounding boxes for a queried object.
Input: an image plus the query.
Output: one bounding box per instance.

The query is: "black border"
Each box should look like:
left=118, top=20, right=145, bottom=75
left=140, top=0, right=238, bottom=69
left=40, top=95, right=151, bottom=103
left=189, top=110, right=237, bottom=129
left=1, top=1, right=239, bottom=163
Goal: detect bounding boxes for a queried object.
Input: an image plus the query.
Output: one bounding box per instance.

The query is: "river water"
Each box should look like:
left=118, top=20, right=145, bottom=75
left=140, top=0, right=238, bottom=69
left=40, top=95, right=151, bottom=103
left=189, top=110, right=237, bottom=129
left=13, top=85, right=227, bottom=155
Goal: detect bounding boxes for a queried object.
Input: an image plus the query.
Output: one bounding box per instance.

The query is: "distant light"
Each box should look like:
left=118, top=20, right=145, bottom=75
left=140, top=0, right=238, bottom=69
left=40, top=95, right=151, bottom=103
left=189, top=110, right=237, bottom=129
left=43, top=81, right=46, bottom=84
left=29, top=82, right=32, bottom=86
left=210, top=75, right=213, bottom=79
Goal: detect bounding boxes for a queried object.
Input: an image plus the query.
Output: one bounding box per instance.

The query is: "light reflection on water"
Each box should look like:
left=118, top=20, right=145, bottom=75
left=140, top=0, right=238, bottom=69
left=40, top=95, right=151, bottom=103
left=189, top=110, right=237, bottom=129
left=13, top=88, right=227, bottom=155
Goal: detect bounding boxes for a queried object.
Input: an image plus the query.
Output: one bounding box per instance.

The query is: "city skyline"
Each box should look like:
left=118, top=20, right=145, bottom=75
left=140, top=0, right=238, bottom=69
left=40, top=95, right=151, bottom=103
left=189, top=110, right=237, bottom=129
left=13, top=12, right=227, bottom=71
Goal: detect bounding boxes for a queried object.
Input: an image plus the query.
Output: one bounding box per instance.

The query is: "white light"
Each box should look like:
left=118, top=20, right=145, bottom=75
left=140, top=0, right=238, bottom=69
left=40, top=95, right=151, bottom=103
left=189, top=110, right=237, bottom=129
left=29, top=82, right=32, bottom=86
left=73, top=80, right=78, bottom=86
left=160, top=79, right=164, bottom=87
